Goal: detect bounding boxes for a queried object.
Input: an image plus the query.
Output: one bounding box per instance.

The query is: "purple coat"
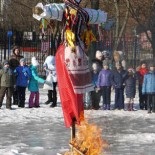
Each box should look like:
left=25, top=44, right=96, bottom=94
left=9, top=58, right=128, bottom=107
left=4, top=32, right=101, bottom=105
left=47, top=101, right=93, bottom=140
left=97, top=69, right=112, bottom=87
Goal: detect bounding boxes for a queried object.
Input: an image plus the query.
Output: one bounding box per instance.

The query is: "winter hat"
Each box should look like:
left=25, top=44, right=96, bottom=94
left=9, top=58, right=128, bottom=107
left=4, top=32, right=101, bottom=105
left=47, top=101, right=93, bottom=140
left=31, top=57, right=39, bottom=66
left=95, top=50, right=103, bottom=60
left=44, top=55, right=55, bottom=65
left=20, top=58, right=26, bottom=63
left=3, top=60, right=9, bottom=66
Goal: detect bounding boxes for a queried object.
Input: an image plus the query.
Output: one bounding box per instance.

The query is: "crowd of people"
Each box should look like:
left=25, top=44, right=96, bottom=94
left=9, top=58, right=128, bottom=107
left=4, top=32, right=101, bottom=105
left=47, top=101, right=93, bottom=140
left=86, top=50, right=155, bottom=114
left=0, top=46, right=155, bottom=114
left=0, top=46, right=57, bottom=109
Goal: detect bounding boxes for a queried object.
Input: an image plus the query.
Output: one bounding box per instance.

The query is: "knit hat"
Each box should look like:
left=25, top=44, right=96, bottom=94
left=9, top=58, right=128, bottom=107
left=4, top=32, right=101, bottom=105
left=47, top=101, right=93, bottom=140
left=3, top=60, right=9, bottom=66
left=44, top=55, right=55, bottom=65
left=20, top=58, right=26, bottom=63
left=31, top=57, right=39, bottom=66
left=95, top=50, right=103, bottom=60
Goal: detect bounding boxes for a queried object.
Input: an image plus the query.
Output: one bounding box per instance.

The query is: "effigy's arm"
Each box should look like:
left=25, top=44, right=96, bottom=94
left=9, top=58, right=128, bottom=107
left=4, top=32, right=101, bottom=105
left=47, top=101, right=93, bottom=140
left=33, top=2, right=107, bottom=24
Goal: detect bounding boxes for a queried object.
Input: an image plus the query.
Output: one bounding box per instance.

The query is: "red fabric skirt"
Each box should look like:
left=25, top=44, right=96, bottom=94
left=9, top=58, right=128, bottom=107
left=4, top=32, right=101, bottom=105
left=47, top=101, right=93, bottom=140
left=56, top=44, right=84, bottom=128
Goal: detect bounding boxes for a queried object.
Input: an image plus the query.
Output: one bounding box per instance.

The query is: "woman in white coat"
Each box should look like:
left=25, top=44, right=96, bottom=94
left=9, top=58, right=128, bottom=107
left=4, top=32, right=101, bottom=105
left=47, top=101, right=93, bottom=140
left=43, top=55, right=57, bottom=107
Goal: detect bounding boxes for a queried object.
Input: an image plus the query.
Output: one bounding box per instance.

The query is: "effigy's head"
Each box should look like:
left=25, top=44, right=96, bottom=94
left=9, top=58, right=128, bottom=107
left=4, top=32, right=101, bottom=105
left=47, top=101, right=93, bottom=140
left=32, top=6, right=43, bottom=15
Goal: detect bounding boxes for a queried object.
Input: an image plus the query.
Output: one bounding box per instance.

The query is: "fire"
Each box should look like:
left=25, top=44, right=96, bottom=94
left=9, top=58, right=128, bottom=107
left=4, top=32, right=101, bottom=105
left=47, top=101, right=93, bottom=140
left=64, top=120, right=108, bottom=155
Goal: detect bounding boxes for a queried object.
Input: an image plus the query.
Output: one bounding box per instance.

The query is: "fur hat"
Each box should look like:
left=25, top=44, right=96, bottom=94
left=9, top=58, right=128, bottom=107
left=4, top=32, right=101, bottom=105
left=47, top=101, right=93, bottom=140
left=31, top=57, right=39, bottom=66
left=20, top=58, right=26, bottom=63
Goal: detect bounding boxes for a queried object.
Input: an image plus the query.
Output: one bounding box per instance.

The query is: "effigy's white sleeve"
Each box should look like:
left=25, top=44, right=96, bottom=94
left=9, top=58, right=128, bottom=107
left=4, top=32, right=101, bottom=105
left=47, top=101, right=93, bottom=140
left=84, top=8, right=107, bottom=24
left=33, top=3, right=65, bottom=21
left=33, top=3, right=107, bottom=24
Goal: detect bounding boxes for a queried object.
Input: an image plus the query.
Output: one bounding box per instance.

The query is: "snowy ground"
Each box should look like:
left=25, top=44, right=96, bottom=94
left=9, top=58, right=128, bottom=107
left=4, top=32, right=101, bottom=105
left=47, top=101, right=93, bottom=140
left=0, top=85, right=155, bottom=155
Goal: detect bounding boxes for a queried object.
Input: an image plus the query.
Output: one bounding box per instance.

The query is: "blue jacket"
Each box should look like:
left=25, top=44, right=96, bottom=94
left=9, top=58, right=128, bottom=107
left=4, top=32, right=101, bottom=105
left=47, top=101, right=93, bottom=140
left=142, top=71, right=155, bottom=94
left=15, top=65, right=31, bottom=87
left=28, top=65, right=45, bottom=92
left=97, top=69, right=112, bottom=87
left=91, top=71, right=99, bottom=87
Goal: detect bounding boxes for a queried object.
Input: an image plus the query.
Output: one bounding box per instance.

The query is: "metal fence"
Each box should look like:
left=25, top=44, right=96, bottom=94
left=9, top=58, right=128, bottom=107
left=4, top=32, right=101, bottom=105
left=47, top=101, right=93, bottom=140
left=0, top=31, right=54, bottom=76
left=101, top=36, right=153, bottom=68
left=0, top=30, right=153, bottom=74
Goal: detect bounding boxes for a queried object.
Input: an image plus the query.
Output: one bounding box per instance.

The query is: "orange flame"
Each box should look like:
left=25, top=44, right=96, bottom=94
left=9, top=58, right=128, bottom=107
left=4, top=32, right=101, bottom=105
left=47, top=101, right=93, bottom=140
left=64, top=119, right=108, bottom=155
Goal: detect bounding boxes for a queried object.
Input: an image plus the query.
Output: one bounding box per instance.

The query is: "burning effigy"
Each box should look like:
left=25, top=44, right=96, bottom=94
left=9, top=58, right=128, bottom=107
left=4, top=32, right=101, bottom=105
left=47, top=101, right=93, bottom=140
left=33, top=0, right=108, bottom=154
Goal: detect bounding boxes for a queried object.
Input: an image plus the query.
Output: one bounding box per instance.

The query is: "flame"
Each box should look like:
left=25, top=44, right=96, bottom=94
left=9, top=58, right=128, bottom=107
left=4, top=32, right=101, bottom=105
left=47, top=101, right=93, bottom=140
left=64, top=119, right=108, bottom=155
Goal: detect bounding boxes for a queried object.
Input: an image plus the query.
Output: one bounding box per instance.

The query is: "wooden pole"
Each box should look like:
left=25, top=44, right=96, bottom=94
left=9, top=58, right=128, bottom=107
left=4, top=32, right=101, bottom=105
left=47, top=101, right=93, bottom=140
left=71, top=118, right=76, bottom=154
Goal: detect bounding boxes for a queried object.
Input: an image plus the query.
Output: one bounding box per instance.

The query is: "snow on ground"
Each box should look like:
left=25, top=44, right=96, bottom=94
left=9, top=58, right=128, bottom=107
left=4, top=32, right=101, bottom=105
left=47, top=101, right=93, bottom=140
left=0, top=85, right=155, bottom=155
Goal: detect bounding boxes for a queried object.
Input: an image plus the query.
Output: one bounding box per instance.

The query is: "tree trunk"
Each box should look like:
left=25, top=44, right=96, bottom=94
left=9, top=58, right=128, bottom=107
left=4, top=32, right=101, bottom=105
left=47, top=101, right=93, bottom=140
left=151, top=31, right=155, bottom=59
left=88, top=0, right=99, bottom=63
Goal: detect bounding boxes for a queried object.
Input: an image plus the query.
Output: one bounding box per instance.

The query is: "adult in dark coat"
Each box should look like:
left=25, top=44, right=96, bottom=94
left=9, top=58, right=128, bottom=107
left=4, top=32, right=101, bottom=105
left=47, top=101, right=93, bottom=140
left=111, top=63, right=128, bottom=110
left=9, top=46, right=24, bottom=105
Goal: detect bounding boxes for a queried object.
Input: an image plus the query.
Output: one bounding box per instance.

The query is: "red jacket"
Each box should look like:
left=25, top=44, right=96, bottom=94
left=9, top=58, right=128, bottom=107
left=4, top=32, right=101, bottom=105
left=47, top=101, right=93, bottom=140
left=137, top=68, right=148, bottom=85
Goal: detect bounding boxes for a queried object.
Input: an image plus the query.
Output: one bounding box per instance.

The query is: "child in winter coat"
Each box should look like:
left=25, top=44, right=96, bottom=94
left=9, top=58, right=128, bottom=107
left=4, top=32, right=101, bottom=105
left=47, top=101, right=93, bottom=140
left=136, top=61, right=148, bottom=110
left=97, top=61, right=112, bottom=110
left=142, top=62, right=155, bottom=113
left=28, top=57, right=46, bottom=108
left=14, top=58, right=31, bottom=108
left=111, top=63, right=128, bottom=110
left=124, top=68, right=136, bottom=111
left=43, top=55, right=57, bottom=107
left=0, top=60, right=15, bottom=109
left=90, top=62, right=100, bottom=110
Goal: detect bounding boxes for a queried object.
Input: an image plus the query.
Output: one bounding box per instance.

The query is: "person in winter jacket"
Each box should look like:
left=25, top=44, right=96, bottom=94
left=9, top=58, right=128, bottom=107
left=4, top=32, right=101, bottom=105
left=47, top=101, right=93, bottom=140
left=96, top=61, right=112, bottom=110
left=43, top=55, right=57, bottom=107
left=9, top=46, right=24, bottom=105
left=136, top=61, right=148, bottom=110
left=124, top=68, right=136, bottom=111
left=14, top=58, right=31, bottom=108
left=111, top=63, right=127, bottom=110
left=28, top=57, right=46, bottom=108
left=142, top=62, right=155, bottom=113
left=89, top=62, right=100, bottom=110
left=0, top=60, right=15, bottom=109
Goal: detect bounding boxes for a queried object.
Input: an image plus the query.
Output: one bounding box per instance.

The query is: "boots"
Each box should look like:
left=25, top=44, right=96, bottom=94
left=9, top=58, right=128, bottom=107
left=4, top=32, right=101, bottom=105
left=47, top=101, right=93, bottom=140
left=127, top=103, right=131, bottom=111
left=50, top=97, right=57, bottom=108
left=130, top=103, right=134, bottom=111
left=103, top=104, right=107, bottom=110
left=107, top=104, right=110, bottom=110
left=45, top=91, right=52, bottom=104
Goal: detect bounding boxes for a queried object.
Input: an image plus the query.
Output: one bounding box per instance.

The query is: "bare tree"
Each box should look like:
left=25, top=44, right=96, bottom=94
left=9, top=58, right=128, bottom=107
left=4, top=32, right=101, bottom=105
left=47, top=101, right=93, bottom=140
left=127, top=0, right=155, bottom=58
